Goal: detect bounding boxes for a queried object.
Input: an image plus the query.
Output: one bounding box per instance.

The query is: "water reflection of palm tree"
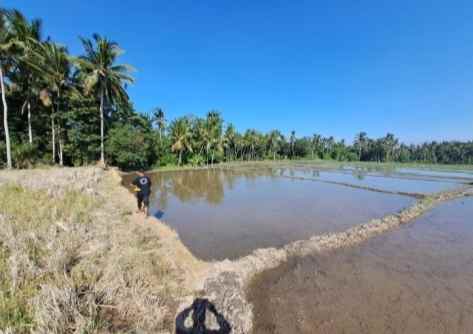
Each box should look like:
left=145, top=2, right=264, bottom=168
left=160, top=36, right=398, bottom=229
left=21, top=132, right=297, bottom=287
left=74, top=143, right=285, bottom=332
left=279, top=168, right=285, bottom=177
left=152, top=168, right=282, bottom=208
left=152, top=172, right=170, bottom=210
left=269, top=167, right=278, bottom=181
left=205, top=170, right=224, bottom=204
left=156, top=170, right=225, bottom=205
left=224, top=170, right=238, bottom=190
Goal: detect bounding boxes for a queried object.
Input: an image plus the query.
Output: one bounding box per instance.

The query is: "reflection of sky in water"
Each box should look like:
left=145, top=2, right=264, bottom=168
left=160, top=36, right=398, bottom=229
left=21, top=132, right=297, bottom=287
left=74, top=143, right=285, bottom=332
left=143, top=168, right=413, bottom=260
left=281, top=168, right=463, bottom=194
left=397, top=168, right=473, bottom=180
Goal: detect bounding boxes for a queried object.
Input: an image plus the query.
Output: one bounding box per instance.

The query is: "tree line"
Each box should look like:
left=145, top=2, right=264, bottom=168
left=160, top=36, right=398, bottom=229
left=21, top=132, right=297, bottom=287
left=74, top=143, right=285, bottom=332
left=1, top=8, right=472, bottom=170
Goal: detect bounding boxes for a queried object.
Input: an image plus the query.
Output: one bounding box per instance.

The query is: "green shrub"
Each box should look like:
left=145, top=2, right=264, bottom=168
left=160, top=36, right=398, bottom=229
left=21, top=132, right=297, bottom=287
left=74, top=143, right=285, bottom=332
left=106, top=124, right=152, bottom=170
left=12, top=142, right=39, bottom=169
left=157, top=152, right=178, bottom=167
left=189, top=154, right=205, bottom=166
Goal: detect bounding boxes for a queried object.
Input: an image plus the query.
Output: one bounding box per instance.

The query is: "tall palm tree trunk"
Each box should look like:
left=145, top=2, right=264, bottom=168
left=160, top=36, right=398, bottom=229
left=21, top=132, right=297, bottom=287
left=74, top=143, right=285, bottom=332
left=99, top=90, right=105, bottom=164
left=58, top=126, right=63, bottom=166
left=27, top=102, right=32, bottom=144
left=51, top=114, right=55, bottom=163
left=1, top=67, right=12, bottom=169
left=57, top=91, right=64, bottom=166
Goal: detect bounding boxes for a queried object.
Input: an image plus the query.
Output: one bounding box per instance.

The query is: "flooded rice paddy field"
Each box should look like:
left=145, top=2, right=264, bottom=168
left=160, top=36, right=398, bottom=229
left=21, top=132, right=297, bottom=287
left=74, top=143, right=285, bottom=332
left=282, top=167, right=465, bottom=194
left=248, top=197, right=473, bottom=334
left=122, top=165, right=471, bottom=260
left=396, top=167, right=473, bottom=181
left=143, top=168, right=415, bottom=260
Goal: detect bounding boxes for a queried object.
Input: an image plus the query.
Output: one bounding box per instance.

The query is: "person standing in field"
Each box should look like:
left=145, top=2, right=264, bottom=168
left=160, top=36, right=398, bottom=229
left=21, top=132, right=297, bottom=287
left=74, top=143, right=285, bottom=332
left=132, top=170, right=152, bottom=217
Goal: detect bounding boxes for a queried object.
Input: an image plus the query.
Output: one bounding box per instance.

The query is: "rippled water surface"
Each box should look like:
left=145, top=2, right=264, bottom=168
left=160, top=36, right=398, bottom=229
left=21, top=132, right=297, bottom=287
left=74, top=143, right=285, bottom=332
left=249, top=197, right=473, bottom=334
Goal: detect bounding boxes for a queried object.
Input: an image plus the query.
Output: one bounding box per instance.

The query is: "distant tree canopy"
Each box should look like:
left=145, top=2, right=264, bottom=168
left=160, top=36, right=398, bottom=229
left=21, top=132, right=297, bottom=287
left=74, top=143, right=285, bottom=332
left=1, top=8, right=472, bottom=170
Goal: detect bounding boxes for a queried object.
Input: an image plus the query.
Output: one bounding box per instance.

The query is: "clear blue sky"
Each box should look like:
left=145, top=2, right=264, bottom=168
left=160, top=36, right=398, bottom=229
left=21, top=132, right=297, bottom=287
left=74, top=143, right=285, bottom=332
left=5, top=0, right=473, bottom=143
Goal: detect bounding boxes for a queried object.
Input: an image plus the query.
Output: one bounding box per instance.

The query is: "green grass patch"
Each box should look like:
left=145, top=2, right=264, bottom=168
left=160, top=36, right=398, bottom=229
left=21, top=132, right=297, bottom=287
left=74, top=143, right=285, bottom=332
left=0, top=184, right=96, bottom=231
left=0, top=245, right=35, bottom=333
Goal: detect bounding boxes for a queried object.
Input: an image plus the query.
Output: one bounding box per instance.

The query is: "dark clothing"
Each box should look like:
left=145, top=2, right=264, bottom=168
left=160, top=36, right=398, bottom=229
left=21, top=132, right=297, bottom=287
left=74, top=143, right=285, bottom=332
left=137, top=192, right=150, bottom=209
left=132, top=175, right=151, bottom=209
left=132, top=176, right=152, bottom=195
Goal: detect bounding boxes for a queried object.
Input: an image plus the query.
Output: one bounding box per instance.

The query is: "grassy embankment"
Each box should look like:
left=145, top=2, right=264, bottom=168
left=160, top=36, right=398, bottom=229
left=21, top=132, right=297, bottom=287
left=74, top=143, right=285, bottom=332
left=0, top=186, right=95, bottom=332
left=0, top=168, right=204, bottom=334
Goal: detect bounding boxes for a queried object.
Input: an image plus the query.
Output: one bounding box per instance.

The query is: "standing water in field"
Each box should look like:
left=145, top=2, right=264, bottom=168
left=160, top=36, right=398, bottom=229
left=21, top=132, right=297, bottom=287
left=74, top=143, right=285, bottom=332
left=125, top=168, right=413, bottom=260
left=396, top=167, right=473, bottom=181
left=249, top=197, right=473, bottom=334
left=283, top=167, right=464, bottom=194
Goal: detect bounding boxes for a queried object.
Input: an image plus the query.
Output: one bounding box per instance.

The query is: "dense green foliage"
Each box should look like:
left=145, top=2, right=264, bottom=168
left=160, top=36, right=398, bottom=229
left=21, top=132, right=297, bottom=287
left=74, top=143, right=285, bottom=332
left=0, top=8, right=472, bottom=170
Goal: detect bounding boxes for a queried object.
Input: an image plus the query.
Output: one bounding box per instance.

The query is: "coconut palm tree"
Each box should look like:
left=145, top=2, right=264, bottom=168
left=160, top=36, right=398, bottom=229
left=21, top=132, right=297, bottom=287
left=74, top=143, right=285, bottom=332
left=243, top=129, right=259, bottom=160
left=152, top=107, right=165, bottom=140
left=354, top=132, right=368, bottom=160
left=170, top=117, right=193, bottom=165
left=29, top=41, right=70, bottom=165
left=311, top=133, right=321, bottom=159
left=9, top=9, right=42, bottom=145
left=382, top=133, right=399, bottom=162
left=289, top=130, right=296, bottom=158
left=206, top=111, right=223, bottom=164
left=267, top=129, right=283, bottom=160
left=234, top=133, right=245, bottom=160
left=74, top=33, right=134, bottom=165
left=193, top=111, right=223, bottom=164
left=223, top=123, right=237, bottom=161
left=0, top=8, right=13, bottom=168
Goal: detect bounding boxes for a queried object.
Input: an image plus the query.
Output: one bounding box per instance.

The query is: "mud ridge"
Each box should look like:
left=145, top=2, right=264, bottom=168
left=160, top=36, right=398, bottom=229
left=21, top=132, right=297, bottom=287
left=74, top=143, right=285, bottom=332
left=226, top=163, right=472, bottom=185
left=194, top=185, right=473, bottom=334
left=224, top=165, right=461, bottom=197
left=279, top=174, right=426, bottom=198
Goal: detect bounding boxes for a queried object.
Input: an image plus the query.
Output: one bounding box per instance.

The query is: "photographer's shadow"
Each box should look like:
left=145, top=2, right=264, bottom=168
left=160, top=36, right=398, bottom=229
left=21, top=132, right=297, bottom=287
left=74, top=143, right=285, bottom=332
left=176, top=298, right=231, bottom=334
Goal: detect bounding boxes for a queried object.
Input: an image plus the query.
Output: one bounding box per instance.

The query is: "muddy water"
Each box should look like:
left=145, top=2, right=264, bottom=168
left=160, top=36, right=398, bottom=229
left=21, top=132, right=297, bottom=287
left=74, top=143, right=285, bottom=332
left=126, top=169, right=413, bottom=260
left=249, top=197, right=473, bottom=334
left=283, top=168, right=463, bottom=194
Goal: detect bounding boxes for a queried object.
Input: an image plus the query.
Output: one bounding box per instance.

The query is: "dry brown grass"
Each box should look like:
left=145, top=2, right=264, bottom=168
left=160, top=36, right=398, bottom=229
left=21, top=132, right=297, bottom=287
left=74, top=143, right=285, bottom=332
left=0, top=168, right=196, bottom=334
left=0, top=184, right=96, bottom=333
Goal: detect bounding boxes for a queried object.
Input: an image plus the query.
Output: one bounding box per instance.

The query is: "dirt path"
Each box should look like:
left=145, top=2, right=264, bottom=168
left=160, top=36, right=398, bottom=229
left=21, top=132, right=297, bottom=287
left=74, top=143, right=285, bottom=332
left=122, top=189, right=211, bottom=291
left=78, top=168, right=210, bottom=294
